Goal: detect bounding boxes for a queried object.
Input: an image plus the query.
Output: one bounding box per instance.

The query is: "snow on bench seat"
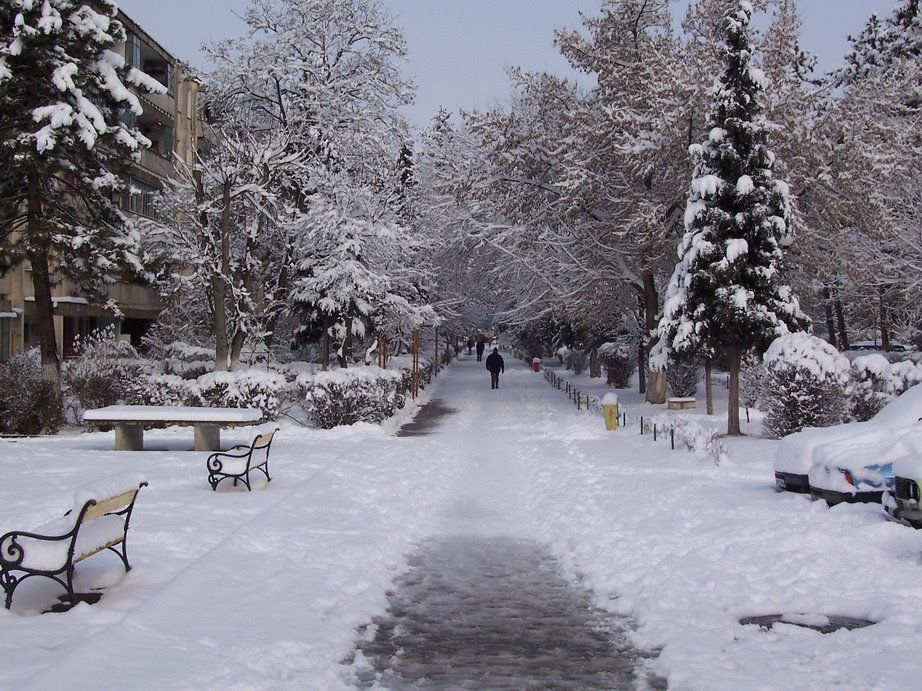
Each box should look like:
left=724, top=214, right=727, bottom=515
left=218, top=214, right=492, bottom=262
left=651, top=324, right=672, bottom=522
left=83, top=406, right=262, bottom=424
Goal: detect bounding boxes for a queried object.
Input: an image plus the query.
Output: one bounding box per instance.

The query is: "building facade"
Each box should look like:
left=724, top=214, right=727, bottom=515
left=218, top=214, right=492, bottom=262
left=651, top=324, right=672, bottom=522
left=0, top=10, right=200, bottom=360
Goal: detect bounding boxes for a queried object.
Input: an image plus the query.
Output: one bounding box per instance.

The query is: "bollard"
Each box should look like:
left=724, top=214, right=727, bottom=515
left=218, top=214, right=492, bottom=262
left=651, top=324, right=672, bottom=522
left=653, top=424, right=657, bottom=441
left=671, top=429, right=675, bottom=450
left=602, top=394, right=619, bottom=431
left=640, top=416, right=644, bottom=435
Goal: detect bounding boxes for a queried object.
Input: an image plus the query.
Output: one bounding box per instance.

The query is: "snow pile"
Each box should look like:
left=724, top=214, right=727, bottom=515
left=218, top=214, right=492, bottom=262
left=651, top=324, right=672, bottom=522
left=192, top=370, right=287, bottom=422
left=762, top=332, right=850, bottom=438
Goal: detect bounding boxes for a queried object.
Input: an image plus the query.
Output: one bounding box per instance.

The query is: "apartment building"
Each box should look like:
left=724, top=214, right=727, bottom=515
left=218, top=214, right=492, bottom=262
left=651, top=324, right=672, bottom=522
left=0, top=10, right=200, bottom=360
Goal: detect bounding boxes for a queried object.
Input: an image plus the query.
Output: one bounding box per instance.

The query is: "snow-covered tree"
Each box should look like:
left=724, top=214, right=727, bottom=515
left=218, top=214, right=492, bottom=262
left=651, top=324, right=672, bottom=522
left=149, top=105, right=307, bottom=371
left=0, top=0, right=163, bottom=381
left=653, top=0, right=809, bottom=435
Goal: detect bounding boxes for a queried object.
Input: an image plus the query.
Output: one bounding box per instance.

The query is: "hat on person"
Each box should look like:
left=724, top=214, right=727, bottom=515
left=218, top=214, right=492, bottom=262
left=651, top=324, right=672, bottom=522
left=493, top=348, right=499, bottom=353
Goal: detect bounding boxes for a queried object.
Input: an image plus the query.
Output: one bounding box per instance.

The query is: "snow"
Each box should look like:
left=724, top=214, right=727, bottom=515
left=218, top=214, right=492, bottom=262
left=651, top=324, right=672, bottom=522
left=4, top=358, right=922, bottom=687
left=82, top=405, right=263, bottom=423
left=601, top=393, right=619, bottom=405
left=893, top=454, right=922, bottom=479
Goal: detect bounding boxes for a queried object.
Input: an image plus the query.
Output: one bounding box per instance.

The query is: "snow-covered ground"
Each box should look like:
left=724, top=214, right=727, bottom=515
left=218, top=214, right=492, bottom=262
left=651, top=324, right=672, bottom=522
left=2, top=354, right=922, bottom=689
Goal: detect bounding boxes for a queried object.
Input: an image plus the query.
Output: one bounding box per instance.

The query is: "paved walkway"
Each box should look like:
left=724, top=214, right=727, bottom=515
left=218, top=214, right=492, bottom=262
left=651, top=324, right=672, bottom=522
left=353, top=355, right=661, bottom=688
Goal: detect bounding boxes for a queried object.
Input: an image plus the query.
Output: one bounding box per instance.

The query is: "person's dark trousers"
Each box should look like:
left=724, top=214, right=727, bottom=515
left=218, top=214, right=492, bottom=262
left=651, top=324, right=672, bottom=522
left=491, top=371, right=500, bottom=389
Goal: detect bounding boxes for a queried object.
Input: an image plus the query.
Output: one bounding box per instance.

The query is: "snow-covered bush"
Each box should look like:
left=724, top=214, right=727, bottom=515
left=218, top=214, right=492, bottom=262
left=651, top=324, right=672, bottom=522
left=850, top=354, right=892, bottom=421
left=303, top=367, right=403, bottom=429
left=189, top=370, right=287, bottom=422
left=132, top=374, right=189, bottom=407
left=650, top=413, right=727, bottom=465
left=160, top=342, right=216, bottom=380
left=667, top=356, right=698, bottom=398
left=762, top=333, right=850, bottom=439
left=0, top=350, right=65, bottom=435
left=563, top=349, right=588, bottom=375
left=62, top=329, right=149, bottom=414
left=599, top=341, right=635, bottom=388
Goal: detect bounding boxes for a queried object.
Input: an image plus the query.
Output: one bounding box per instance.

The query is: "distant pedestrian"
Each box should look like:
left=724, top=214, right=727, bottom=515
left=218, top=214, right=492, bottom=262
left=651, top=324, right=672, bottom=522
left=486, top=348, right=505, bottom=389
left=476, top=339, right=485, bottom=362
left=467, top=337, right=475, bottom=355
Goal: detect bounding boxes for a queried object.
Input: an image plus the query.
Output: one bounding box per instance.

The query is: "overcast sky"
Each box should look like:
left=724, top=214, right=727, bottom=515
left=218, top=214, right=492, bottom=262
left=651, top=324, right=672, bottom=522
left=117, top=0, right=900, bottom=130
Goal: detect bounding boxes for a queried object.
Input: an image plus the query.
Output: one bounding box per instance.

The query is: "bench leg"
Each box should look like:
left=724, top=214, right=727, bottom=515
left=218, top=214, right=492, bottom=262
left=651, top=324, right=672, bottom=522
left=194, top=425, right=221, bottom=452
left=115, top=424, right=144, bottom=451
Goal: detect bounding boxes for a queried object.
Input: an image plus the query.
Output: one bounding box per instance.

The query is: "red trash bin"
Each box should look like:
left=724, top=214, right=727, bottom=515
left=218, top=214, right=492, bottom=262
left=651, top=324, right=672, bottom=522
left=532, top=358, right=542, bottom=372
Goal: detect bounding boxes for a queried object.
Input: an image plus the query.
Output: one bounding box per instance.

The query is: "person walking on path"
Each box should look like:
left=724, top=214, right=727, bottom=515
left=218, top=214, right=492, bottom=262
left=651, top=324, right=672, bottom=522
left=486, top=348, right=505, bottom=389
left=467, top=337, right=475, bottom=355
left=476, top=338, right=485, bottom=362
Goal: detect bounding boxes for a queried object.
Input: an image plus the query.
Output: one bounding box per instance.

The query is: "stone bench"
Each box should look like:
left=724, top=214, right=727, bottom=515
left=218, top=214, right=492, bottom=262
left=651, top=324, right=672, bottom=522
left=83, top=405, right=263, bottom=451
left=0, top=473, right=147, bottom=609
left=667, top=397, right=697, bottom=411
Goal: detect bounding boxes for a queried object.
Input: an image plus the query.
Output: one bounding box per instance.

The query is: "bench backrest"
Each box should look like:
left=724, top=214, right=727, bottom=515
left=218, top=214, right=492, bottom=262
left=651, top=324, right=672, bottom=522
left=253, top=429, right=276, bottom=450
left=81, top=489, right=142, bottom=523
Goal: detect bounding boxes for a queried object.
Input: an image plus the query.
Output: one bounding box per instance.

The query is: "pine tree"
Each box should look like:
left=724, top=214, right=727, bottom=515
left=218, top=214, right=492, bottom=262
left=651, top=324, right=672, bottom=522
left=653, top=0, right=809, bottom=435
left=0, top=0, right=163, bottom=381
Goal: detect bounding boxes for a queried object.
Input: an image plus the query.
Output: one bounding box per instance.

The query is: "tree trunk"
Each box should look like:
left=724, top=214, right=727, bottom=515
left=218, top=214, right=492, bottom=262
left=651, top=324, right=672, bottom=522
left=637, top=340, right=647, bottom=394
left=589, top=346, right=601, bottom=378
left=30, top=247, right=61, bottom=384
left=25, top=174, right=60, bottom=383
left=879, top=289, right=891, bottom=351
left=727, top=347, right=742, bottom=436
left=834, top=298, right=849, bottom=350
left=821, top=286, right=837, bottom=349
left=642, top=270, right=658, bottom=400
left=322, top=331, right=330, bottom=371
left=705, top=359, right=714, bottom=416
left=338, top=309, right=353, bottom=368
left=229, top=328, right=247, bottom=370
left=212, top=181, right=232, bottom=371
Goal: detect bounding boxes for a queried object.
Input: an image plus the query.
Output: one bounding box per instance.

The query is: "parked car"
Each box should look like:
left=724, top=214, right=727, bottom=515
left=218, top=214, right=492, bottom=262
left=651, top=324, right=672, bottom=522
left=884, top=454, right=922, bottom=528
left=774, top=384, right=922, bottom=493
left=850, top=341, right=913, bottom=352
left=807, top=428, right=922, bottom=506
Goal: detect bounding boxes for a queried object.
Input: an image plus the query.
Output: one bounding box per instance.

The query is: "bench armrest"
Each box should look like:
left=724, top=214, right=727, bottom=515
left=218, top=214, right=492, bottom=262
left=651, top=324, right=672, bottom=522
left=1, top=529, right=75, bottom=568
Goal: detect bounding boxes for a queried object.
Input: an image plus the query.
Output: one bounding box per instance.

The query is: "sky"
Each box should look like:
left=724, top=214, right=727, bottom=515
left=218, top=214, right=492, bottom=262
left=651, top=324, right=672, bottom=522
left=117, top=0, right=900, bottom=130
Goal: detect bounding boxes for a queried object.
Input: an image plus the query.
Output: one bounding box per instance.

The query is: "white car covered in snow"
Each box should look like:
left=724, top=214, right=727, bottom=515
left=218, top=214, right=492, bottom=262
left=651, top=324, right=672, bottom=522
left=807, top=428, right=922, bottom=506
left=885, top=454, right=922, bottom=528
left=774, top=385, right=922, bottom=494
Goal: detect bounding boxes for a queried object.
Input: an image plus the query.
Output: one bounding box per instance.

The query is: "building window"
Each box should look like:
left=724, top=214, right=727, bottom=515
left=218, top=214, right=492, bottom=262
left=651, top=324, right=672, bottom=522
left=124, top=177, right=159, bottom=219
left=126, top=33, right=141, bottom=69
left=161, top=125, right=174, bottom=157
left=121, top=109, right=137, bottom=128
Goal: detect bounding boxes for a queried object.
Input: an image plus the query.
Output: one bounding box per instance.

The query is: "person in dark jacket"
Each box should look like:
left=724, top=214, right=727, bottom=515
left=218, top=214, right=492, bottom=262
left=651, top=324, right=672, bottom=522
left=475, top=338, right=485, bottom=362
left=485, top=348, right=505, bottom=389
left=466, top=337, right=475, bottom=355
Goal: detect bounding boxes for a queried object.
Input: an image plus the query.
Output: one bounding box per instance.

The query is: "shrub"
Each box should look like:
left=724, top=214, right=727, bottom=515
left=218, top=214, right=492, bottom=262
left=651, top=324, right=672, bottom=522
left=131, top=374, right=189, bottom=407
left=189, top=370, right=286, bottom=422
left=667, top=356, right=698, bottom=398
left=304, top=367, right=403, bottom=429
left=850, top=354, right=891, bottom=421
left=0, top=350, right=65, bottom=435
left=62, top=329, right=149, bottom=414
left=599, top=341, right=635, bottom=388
left=161, top=342, right=215, bottom=379
left=762, top=333, right=850, bottom=439
left=563, top=349, right=587, bottom=375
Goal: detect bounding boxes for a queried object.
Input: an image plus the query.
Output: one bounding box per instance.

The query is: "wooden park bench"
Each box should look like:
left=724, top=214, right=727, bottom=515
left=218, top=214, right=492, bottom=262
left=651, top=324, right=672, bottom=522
left=207, top=426, right=279, bottom=491
left=0, top=473, right=148, bottom=609
left=83, top=405, right=263, bottom=451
